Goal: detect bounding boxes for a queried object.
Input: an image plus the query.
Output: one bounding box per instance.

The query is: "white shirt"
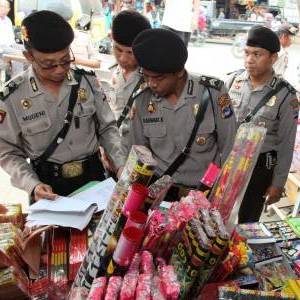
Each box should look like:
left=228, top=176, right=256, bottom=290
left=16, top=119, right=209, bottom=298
left=0, top=16, right=15, bottom=47
left=162, top=0, right=194, bottom=32
left=273, top=48, right=288, bottom=77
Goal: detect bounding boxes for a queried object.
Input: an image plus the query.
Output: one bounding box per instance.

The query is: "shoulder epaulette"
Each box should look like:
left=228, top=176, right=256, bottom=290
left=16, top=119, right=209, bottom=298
left=74, top=67, right=96, bottom=76
left=0, top=76, right=24, bottom=101
left=199, top=75, right=224, bottom=91
left=281, top=79, right=296, bottom=94
left=226, top=69, right=245, bottom=76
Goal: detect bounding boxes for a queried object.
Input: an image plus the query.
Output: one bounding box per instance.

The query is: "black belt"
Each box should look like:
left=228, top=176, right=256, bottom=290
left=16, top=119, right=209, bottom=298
left=256, top=151, right=277, bottom=170
left=31, top=152, right=101, bottom=179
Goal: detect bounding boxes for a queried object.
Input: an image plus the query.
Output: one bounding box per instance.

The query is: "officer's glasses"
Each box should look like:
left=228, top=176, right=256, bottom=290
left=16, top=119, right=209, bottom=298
left=31, top=49, right=76, bottom=70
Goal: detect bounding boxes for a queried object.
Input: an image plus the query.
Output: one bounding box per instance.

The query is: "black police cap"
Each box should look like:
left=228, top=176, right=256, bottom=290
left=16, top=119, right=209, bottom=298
left=246, top=25, right=280, bottom=53
left=112, top=10, right=151, bottom=47
left=21, top=10, right=74, bottom=53
left=132, top=28, right=188, bottom=73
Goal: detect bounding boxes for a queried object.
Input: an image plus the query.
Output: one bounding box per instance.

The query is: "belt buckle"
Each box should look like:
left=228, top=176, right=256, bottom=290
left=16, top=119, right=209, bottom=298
left=61, top=161, right=83, bottom=178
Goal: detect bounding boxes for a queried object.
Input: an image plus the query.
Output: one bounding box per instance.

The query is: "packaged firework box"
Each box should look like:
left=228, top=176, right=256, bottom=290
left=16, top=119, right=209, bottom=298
left=0, top=266, right=29, bottom=300
left=170, top=218, right=212, bottom=299
left=0, top=222, right=26, bottom=270
left=0, top=203, right=23, bottom=229
left=72, top=145, right=157, bottom=291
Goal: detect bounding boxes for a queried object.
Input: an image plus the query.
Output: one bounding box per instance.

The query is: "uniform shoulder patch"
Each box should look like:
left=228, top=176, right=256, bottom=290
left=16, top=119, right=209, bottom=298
left=74, top=67, right=96, bottom=77
left=0, top=76, right=24, bottom=102
left=199, top=75, right=224, bottom=91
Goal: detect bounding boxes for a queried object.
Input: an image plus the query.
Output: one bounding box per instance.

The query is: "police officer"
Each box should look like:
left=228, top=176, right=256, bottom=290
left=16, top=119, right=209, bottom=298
left=227, top=25, right=299, bottom=223
left=108, top=10, right=150, bottom=146
left=0, top=11, right=126, bottom=201
left=129, top=28, right=236, bottom=192
left=273, top=24, right=297, bottom=77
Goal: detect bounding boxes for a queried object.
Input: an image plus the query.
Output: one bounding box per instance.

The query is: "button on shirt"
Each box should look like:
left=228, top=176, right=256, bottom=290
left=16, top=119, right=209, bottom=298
left=129, top=73, right=236, bottom=187
left=0, top=67, right=126, bottom=194
left=227, top=70, right=299, bottom=188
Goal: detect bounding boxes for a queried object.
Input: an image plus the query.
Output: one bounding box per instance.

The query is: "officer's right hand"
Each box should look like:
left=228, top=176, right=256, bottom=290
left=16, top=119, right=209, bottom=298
left=33, top=183, right=58, bottom=201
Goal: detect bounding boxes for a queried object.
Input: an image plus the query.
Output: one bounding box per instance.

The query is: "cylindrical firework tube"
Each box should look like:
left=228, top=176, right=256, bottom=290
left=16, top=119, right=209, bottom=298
left=104, top=276, right=122, bottom=300
left=135, top=273, right=152, bottom=300
left=87, top=277, right=107, bottom=300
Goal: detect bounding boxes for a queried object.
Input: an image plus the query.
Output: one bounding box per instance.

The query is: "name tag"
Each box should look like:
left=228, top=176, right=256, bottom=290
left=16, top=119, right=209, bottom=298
left=22, top=111, right=46, bottom=122
left=143, top=117, right=163, bottom=124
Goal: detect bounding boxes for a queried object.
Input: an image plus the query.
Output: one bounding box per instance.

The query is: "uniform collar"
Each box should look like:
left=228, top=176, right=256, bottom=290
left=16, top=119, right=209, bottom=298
left=117, top=66, right=141, bottom=88
left=241, top=70, right=280, bottom=90
left=27, top=67, right=43, bottom=98
left=67, top=69, right=80, bottom=86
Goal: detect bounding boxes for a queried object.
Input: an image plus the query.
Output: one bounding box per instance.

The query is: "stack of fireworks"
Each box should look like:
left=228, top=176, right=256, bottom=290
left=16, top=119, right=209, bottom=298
left=73, top=145, right=162, bottom=290
left=0, top=223, right=29, bottom=298
left=0, top=203, right=23, bottom=229
left=209, top=123, right=267, bottom=226
left=84, top=251, right=180, bottom=300
left=169, top=208, right=230, bottom=299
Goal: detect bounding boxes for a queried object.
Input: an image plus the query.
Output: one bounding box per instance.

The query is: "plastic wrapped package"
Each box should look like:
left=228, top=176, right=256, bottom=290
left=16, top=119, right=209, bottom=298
left=104, top=276, right=122, bottom=300
left=87, top=277, right=107, bottom=300
left=0, top=203, right=23, bottom=229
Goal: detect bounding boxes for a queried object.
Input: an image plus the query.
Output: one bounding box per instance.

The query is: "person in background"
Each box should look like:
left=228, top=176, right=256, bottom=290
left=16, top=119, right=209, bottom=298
left=0, top=0, right=15, bottom=47
left=273, top=24, right=297, bottom=77
left=227, top=26, right=298, bottom=223
left=161, top=0, right=200, bottom=47
left=218, top=8, right=225, bottom=20
left=0, top=11, right=126, bottom=201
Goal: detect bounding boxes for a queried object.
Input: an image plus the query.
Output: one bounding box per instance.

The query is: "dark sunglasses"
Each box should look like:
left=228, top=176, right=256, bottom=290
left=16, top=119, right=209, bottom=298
left=31, top=49, right=75, bottom=70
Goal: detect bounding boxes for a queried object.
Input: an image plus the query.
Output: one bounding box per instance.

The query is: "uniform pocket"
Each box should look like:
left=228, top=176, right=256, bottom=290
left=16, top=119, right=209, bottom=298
left=22, top=119, right=51, bottom=136
left=143, top=123, right=166, bottom=138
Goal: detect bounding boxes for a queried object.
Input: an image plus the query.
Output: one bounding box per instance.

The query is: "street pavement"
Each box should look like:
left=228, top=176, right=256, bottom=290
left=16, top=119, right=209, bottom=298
left=1, top=41, right=299, bottom=211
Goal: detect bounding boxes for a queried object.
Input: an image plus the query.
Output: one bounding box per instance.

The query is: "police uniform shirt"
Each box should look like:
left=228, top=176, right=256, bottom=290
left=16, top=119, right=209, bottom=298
left=227, top=70, right=299, bottom=188
left=129, top=73, right=237, bottom=187
left=109, top=66, right=142, bottom=138
left=273, top=48, right=289, bottom=77
left=0, top=66, right=126, bottom=194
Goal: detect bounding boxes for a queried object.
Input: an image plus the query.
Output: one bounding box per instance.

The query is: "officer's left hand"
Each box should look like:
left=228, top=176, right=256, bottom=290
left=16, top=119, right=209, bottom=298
left=264, top=186, right=284, bottom=205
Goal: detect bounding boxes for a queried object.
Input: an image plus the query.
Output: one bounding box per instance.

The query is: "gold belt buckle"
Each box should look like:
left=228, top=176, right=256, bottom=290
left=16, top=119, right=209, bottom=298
left=61, top=161, right=83, bottom=178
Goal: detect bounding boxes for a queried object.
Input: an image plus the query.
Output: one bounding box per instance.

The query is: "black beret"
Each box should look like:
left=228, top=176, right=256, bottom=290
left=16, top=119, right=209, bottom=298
left=132, top=28, right=188, bottom=73
left=21, top=10, right=74, bottom=53
left=246, top=25, right=280, bottom=53
left=112, top=10, right=151, bottom=47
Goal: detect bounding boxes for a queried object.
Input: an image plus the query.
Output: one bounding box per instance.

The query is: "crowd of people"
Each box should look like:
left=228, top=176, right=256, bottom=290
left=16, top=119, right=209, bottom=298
left=0, top=2, right=299, bottom=226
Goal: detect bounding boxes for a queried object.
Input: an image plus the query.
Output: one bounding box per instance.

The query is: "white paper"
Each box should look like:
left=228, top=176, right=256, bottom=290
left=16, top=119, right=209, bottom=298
left=29, top=177, right=115, bottom=213
left=27, top=205, right=97, bottom=230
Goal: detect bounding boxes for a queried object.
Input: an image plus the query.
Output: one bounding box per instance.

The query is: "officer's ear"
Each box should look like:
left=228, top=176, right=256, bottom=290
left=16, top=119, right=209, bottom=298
left=271, top=52, right=278, bottom=65
left=23, top=50, right=34, bottom=63
left=176, top=69, right=186, bottom=79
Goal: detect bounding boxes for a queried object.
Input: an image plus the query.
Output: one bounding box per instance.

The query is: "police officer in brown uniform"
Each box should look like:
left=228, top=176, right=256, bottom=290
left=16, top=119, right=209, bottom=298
left=129, top=29, right=236, bottom=192
left=0, top=11, right=126, bottom=201
left=227, top=26, right=299, bottom=223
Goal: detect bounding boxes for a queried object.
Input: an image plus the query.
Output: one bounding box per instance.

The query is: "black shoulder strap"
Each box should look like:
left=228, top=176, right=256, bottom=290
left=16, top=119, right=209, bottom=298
left=34, top=71, right=82, bottom=165
left=117, top=76, right=145, bottom=128
left=162, top=86, right=211, bottom=177
left=242, top=80, right=286, bottom=123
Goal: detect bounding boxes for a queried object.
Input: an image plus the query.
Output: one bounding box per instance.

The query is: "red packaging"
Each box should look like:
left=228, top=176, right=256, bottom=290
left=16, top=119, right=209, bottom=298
left=140, top=251, right=154, bottom=274
left=87, top=277, right=107, bottom=300
left=125, top=211, right=148, bottom=231
left=151, top=275, right=166, bottom=300
left=159, top=265, right=180, bottom=300
left=135, top=273, right=152, bottom=300
left=128, top=253, right=141, bottom=272
left=119, top=271, right=139, bottom=300
left=104, top=276, right=122, bottom=300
